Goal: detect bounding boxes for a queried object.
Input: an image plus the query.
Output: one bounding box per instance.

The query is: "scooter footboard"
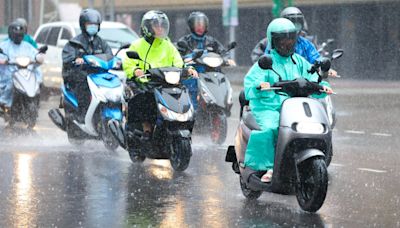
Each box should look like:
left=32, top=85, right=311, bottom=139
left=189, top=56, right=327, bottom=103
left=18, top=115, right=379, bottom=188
left=242, top=167, right=273, bottom=192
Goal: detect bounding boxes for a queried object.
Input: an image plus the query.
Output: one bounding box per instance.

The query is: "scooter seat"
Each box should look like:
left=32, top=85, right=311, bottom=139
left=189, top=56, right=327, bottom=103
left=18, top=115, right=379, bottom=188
left=242, top=108, right=261, bottom=131
left=239, top=90, right=249, bottom=108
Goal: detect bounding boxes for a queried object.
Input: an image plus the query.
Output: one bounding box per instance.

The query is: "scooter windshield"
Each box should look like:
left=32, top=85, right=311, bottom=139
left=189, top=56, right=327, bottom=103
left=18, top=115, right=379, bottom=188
left=83, top=54, right=120, bottom=70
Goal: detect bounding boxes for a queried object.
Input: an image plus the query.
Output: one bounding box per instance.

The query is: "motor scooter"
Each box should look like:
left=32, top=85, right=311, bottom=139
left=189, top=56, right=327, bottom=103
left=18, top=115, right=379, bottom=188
left=108, top=51, right=195, bottom=171
left=178, top=41, right=236, bottom=144
left=48, top=41, right=129, bottom=150
left=0, top=45, right=47, bottom=129
left=226, top=52, right=342, bottom=212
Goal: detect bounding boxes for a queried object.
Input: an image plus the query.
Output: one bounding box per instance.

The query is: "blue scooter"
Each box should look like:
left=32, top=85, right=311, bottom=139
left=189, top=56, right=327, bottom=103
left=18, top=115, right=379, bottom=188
left=48, top=41, right=129, bottom=150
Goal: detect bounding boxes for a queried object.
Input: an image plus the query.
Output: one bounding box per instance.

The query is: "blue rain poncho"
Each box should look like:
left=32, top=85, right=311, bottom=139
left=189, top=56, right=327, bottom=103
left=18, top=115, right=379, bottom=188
left=0, top=40, right=40, bottom=107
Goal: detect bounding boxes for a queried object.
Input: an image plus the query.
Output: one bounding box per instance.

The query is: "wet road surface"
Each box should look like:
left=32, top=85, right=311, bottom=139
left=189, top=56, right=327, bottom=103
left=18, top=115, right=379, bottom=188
left=0, top=79, right=399, bottom=227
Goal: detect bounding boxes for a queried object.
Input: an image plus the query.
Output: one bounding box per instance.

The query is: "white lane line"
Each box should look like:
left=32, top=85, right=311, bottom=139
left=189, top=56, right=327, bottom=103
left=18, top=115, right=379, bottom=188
left=358, top=168, right=387, bottom=173
left=330, top=163, right=344, bottom=167
left=344, top=130, right=365, bottom=134
left=371, top=132, right=392, bottom=137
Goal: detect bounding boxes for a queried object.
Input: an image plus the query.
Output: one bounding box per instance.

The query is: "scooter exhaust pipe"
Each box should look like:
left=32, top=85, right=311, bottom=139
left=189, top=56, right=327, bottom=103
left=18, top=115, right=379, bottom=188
left=107, top=119, right=126, bottom=148
left=48, top=108, right=66, bottom=131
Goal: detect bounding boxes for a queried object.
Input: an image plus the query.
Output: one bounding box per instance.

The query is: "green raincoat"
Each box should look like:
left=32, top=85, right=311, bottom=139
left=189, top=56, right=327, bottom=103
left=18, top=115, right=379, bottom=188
left=243, top=49, right=329, bottom=171
left=123, top=37, right=184, bottom=82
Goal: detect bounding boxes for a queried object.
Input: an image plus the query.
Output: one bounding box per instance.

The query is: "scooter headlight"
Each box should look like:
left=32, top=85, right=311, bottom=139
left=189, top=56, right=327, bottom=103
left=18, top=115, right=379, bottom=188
left=158, top=103, right=193, bottom=122
left=164, top=71, right=181, bottom=85
left=15, top=57, right=31, bottom=68
left=87, top=58, right=101, bottom=68
left=295, top=122, right=325, bottom=134
left=203, top=56, right=223, bottom=68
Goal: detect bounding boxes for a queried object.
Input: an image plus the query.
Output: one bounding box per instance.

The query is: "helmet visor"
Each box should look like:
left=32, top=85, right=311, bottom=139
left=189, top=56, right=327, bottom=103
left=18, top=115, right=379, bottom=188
left=12, top=33, right=24, bottom=44
left=272, top=31, right=297, bottom=57
left=193, top=17, right=207, bottom=36
left=85, top=12, right=101, bottom=24
left=287, top=15, right=304, bottom=32
left=151, top=17, right=169, bottom=39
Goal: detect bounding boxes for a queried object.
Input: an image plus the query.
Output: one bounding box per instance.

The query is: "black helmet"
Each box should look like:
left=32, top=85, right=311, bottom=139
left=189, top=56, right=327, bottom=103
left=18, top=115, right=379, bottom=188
left=15, top=18, right=28, bottom=34
left=8, top=20, right=25, bottom=45
left=280, top=7, right=305, bottom=33
left=187, top=11, right=209, bottom=36
left=79, top=8, right=102, bottom=33
left=141, top=10, right=170, bottom=39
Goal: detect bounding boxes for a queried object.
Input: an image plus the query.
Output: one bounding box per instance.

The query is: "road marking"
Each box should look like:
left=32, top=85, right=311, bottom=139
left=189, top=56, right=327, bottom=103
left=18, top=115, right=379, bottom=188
left=344, top=130, right=365, bottom=134
left=330, top=163, right=344, bottom=167
left=358, top=168, right=387, bottom=173
left=371, top=132, right=392, bottom=137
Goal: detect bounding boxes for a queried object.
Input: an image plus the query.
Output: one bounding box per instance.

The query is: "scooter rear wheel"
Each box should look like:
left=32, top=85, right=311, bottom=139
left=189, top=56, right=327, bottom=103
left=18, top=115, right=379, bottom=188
left=210, top=112, right=227, bottom=145
left=296, top=157, right=328, bottom=212
left=240, top=175, right=262, bottom=200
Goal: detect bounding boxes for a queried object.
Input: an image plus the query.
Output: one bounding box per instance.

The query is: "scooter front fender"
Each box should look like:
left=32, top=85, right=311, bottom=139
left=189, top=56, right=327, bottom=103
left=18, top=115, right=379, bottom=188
left=102, top=107, right=122, bottom=121
left=296, top=149, right=325, bottom=165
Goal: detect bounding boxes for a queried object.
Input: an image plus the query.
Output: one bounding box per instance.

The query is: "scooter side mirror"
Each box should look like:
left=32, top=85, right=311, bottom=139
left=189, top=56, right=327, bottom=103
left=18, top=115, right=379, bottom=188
left=177, top=40, right=190, bottom=50
left=227, top=41, right=237, bottom=51
left=331, top=49, right=344, bottom=60
left=126, top=51, right=141, bottom=60
left=35, top=53, right=45, bottom=64
left=38, top=45, right=48, bottom=54
left=115, top=43, right=131, bottom=56
left=327, top=38, right=335, bottom=44
left=119, top=43, right=131, bottom=51
left=69, top=40, right=84, bottom=49
left=192, top=50, right=204, bottom=60
left=258, top=55, right=273, bottom=70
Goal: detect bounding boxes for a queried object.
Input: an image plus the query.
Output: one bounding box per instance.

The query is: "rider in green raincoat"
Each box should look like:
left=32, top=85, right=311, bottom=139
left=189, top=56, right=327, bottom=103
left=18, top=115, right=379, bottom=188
left=122, top=10, right=197, bottom=158
left=243, top=18, right=332, bottom=181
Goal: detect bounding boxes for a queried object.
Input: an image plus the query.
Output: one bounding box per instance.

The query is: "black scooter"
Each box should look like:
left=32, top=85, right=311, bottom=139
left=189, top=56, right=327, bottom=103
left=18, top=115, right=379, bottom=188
left=178, top=41, right=236, bottom=144
left=109, top=51, right=195, bottom=171
left=226, top=52, right=342, bottom=212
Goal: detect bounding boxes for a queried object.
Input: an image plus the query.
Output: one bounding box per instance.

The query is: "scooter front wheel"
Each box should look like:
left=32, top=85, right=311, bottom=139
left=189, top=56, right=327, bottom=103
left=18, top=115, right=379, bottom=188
left=325, top=144, right=333, bottom=167
left=128, top=147, right=145, bottom=163
left=25, top=98, right=39, bottom=129
left=170, top=138, right=192, bottom=171
left=240, top=175, right=262, bottom=200
left=101, top=118, right=120, bottom=151
left=66, top=118, right=84, bottom=146
left=296, top=157, right=328, bottom=212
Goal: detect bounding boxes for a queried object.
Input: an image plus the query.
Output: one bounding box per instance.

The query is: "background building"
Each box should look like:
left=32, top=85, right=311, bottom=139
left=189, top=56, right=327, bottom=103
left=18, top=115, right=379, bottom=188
left=1, top=0, right=399, bottom=79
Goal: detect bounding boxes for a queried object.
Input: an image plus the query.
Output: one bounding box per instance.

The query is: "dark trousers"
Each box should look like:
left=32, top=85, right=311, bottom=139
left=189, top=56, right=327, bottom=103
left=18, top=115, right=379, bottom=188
left=127, top=92, right=157, bottom=127
left=64, top=70, right=91, bottom=116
